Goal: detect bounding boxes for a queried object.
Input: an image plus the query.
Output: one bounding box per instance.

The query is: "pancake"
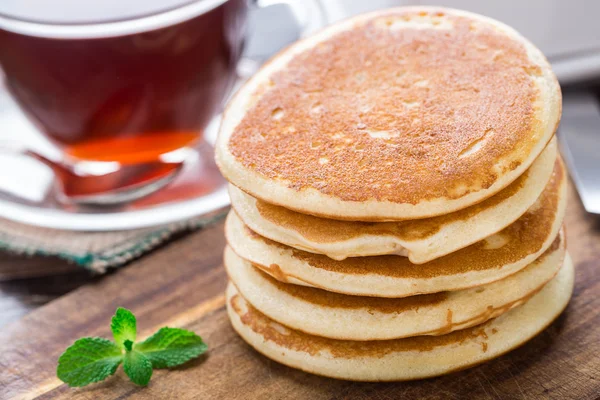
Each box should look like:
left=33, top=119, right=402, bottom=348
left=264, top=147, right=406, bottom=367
left=227, top=254, right=573, bottom=381
left=230, top=140, right=557, bottom=263
left=225, top=158, right=566, bottom=297
left=224, top=235, right=564, bottom=341
left=216, top=7, right=561, bottom=221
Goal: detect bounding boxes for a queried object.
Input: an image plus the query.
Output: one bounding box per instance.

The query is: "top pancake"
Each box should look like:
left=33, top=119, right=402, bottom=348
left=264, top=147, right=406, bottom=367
left=216, top=7, right=561, bottom=221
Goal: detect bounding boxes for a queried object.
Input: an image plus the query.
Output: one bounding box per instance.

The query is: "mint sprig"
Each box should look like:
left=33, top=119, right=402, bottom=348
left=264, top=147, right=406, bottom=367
left=57, top=307, right=207, bottom=387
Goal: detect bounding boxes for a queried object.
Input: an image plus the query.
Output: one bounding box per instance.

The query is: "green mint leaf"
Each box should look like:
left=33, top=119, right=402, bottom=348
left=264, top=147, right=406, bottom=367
left=123, top=350, right=153, bottom=386
left=57, top=337, right=123, bottom=387
left=134, top=327, right=207, bottom=369
left=58, top=308, right=208, bottom=389
left=111, top=307, right=137, bottom=349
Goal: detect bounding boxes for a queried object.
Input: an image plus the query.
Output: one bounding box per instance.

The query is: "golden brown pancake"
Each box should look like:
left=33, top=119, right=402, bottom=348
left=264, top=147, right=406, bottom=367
left=226, top=254, right=573, bottom=381
left=230, top=141, right=557, bottom=263
left=224, top=236, right=564, bottom=340
left=225, top=158, right=567, bottom=297
left=216, top=7, right=561, bottom=221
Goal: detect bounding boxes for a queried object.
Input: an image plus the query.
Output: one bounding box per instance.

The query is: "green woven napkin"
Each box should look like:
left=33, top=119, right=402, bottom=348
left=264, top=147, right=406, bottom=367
left=0, top=211, right=226, bottom=274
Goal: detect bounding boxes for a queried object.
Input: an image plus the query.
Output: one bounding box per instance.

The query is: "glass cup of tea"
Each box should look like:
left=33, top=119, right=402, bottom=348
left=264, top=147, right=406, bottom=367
left=0, top=0, right=324, bottom=204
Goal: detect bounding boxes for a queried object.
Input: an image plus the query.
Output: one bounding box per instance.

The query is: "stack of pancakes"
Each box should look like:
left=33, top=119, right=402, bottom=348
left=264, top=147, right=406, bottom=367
left=215, top=7, right=570, bottom=381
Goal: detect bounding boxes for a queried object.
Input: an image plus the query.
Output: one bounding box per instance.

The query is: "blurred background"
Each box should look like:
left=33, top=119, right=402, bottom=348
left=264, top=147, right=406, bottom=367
left=323, top=0, right=600, bottom=85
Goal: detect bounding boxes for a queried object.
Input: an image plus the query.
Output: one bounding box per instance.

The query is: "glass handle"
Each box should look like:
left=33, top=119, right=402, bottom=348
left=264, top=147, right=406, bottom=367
left=238, top=0, right=327, bottom=79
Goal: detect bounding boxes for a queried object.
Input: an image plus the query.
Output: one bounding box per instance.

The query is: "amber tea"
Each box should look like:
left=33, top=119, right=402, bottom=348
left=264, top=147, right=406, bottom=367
left=0, top=0, right=248, bottom=164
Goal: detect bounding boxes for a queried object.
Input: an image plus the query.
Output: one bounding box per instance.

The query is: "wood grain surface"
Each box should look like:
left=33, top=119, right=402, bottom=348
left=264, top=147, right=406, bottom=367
left=0, top=265, right=94, bottom=328
left=0, top=181, right=599, bottom=400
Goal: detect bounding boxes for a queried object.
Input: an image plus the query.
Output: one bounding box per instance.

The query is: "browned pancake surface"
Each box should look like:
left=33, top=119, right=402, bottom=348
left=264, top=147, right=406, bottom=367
left=252, top=239, right=557, bottom=311
left=229, top=9, right=544, bottom=204
left=230, top=291, right=494, bottom=357
left=255, top=268, right=448, bottom=313
left=247, top=159, right=563, bottom=279
left=253, top=162, right=536, bottom=242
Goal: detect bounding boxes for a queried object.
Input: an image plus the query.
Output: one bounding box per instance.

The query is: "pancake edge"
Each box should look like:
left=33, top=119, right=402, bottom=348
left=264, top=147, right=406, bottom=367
left=226, top=254, right=573, bottom=382
left=226, top=183, right=566, bottom=298
left=229, top=140, right=558, bottom=263
left=224, top=237, right=565, bottom=341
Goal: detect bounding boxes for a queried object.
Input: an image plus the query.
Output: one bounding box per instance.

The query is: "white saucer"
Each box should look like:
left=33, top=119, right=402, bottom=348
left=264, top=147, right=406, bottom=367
left=0, top=90, right=229, bottom=231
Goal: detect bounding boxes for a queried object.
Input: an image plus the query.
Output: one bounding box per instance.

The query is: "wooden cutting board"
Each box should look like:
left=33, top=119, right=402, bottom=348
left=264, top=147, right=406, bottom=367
left=1, top=182, right=599, bottom=400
